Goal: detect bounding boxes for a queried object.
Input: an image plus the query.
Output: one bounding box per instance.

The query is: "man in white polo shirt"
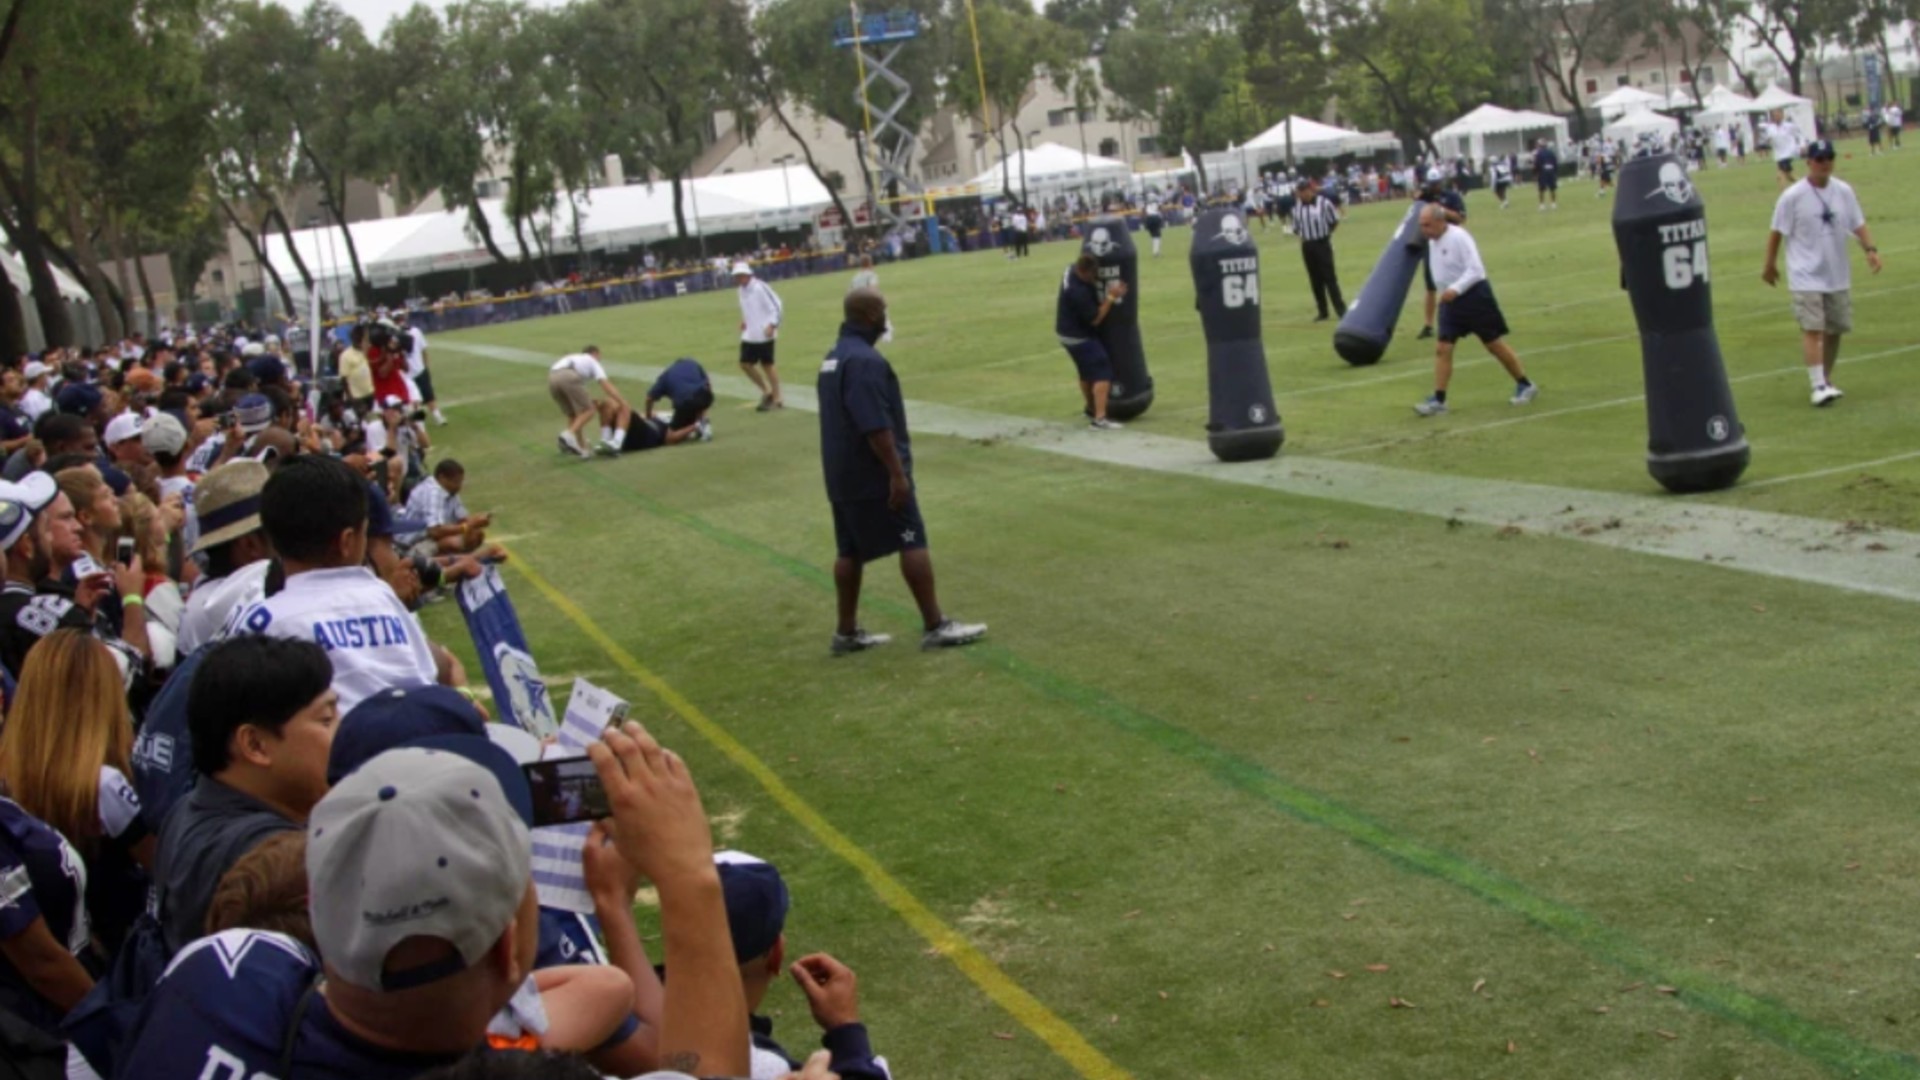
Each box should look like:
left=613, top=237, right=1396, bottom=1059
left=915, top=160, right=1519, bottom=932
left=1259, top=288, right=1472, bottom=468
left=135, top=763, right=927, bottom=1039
left=1412, top=204, right=1537, bottom=417
left=1762, top=138, right=1883, bottom=406
left=734, top=262, right=785, bottom=412
left=548, top=345, right=631, bottom=457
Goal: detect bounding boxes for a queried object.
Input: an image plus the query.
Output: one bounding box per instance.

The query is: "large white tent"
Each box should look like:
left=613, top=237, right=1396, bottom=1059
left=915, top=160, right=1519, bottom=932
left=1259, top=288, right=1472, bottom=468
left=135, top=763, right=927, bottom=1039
left=967, top=141, right=1130, bottom=197
left=1694, top=86, right=1761, bottom=149
left=1591, top=86, right=1666, bottom=120
left=262, top=162, right=835, bottom=303
left=1201, top=115, right=1399, bottom=185
left=1, top=247, right=102, bottom=349
left=1431, top=104, right=1572, bottom=163
left=1750, top=84, right=1818, bottom=141
left=1604, top=107, right=1681, bottom=143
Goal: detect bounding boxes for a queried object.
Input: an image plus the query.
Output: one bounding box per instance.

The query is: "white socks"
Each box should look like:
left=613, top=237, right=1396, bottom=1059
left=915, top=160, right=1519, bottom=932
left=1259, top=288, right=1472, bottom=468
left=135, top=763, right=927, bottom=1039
left=1807, top=366, right=1829, bottom=390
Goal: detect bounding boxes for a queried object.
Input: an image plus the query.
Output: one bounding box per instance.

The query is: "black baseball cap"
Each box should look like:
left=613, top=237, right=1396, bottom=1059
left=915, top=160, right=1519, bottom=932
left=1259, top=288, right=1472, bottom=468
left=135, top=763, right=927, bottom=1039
left=1807, top=139, right=1836, bottom=160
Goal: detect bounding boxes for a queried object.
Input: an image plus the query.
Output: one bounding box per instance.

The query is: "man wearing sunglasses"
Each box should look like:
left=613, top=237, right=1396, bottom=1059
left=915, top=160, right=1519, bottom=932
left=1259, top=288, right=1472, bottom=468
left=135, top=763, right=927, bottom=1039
left=1762, top=139, right=1883, bottom=407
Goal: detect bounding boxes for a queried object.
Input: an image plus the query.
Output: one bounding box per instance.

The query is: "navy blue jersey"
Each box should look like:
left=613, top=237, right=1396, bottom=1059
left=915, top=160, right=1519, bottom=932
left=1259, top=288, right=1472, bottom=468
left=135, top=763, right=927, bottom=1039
left=1055, top=267, right=1105, bottom=340
left=1534, top=146, right=1558, bottom=176
left=646, top=358, right=708, bottom=408
left=0, top=797, right=92, bottom=1034
left=115, top=929, right=468, bottom=1079
left=818, top=325, right=911, bottom=505
left=0, top=404, right=28, bottom=443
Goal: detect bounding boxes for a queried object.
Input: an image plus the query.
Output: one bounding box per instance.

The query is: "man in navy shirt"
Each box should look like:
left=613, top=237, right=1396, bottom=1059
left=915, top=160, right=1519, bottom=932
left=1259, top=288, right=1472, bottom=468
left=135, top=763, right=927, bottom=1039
left=1533, top=138, right=1559, bottom=211
left=818, top=288, right=986, bottom=656
left=1414, top=170, right=1468, bottom=340
left=0, top=797, right=95, bottom=1036
left=644, top=357, right=715, bottom=441
left=1055, top=254, right=1130, bottom=429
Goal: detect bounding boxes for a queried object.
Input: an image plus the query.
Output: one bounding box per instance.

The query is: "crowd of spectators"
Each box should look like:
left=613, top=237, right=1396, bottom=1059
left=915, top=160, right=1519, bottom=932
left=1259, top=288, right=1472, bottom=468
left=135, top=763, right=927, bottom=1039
left=0, top=327, right=876, bottom=1078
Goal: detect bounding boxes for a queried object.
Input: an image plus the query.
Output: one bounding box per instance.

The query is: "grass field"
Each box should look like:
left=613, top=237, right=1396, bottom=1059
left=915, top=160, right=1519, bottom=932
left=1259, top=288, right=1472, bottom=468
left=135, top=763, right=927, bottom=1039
left=418, top=149, right=1920, bottom=1079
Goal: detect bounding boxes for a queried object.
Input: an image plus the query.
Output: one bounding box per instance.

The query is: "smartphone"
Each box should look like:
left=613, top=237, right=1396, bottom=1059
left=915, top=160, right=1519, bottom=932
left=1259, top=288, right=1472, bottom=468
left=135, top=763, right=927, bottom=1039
left=521, top=757, right=609, bottom=827
left=116, top=537, right=136, bottom=566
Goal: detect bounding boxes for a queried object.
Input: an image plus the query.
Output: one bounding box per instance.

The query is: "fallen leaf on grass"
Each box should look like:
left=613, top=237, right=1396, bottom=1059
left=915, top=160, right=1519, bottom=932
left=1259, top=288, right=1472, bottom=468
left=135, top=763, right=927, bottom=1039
left=1751, top=603, right=1768, bottom=613
left=1594, top=1005, right=1612, bottom=1014
left=992, top=1032, right=1016, bottom=1041
left=1342, top=912, right=1359, bottom=921
left=1364, top=964, right=1391, bottom=973
left=1656, top=1029, right=1679, bottom=1041
left=1496, top=525, right=1524, bottom=539
left=1108, top=1015, right=1118, bottom=1025
left=1262, top=943, right=1276, bottom=952
left=1845, top=861, right=1862, bottom=871
left=1506, top=1040, right=1518, bottom=1054
left=1471, top=978, right=1487, bottom=995
left=1655, top=985, right=1679, bottom=996
left=1311, top=998, right=1332, bottom=1008
left=1158, top=991, right=1169, bottom=1001
left=1327, top=970, right=1348, bottom=980
left=1122, top=909, right=1141, bottom=920
left=1389, top=996, right=1418, bottom=1009
left=1053, top=783, right=1068, bottom=794
left=1527, top=748, right=1543, bottom=764
left=1618, top=982, right=1644, bottom=993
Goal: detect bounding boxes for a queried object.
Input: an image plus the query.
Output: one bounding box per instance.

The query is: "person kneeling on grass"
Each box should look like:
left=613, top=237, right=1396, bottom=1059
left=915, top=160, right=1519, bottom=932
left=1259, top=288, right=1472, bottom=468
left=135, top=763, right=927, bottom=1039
left=1413, top=204, right=1537, bottom=417
left=548, top=347, right=631, bottom=458
left=818, top=287, right=985, bottom=656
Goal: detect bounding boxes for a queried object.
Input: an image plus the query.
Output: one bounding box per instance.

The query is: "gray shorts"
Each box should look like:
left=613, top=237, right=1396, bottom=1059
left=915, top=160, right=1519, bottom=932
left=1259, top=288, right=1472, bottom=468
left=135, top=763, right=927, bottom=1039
left=1791, top=290, right=1853, bottom=334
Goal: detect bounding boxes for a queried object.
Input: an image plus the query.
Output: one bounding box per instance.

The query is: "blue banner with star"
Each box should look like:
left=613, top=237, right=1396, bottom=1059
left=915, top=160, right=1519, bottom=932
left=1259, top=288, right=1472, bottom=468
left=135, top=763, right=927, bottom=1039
left=456, top=565, right=560, bottom=739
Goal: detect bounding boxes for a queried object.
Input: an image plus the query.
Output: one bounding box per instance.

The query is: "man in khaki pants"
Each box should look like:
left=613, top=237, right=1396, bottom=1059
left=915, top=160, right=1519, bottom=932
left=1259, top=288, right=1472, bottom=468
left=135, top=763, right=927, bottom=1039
left=548, top=346, right=631, bottom=457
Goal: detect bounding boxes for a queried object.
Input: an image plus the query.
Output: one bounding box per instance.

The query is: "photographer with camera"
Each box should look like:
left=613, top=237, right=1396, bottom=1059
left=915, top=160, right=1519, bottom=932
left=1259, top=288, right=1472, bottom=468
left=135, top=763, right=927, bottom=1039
left=362, top=395, right=429, bottom=503
left=367, top=322, right=412, bottom=408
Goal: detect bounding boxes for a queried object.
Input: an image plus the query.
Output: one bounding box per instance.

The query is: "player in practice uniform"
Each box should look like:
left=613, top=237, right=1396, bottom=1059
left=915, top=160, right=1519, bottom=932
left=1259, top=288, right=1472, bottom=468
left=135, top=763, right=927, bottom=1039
left=1491, top=156, right=1513, bottom=208
left=1533, top=139, right=1559, bottom=211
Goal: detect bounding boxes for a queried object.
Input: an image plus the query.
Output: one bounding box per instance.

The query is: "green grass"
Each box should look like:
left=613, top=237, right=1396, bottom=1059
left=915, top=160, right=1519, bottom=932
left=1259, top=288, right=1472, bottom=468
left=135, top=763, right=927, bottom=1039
left=417, top=150, right=1920, bottom=1079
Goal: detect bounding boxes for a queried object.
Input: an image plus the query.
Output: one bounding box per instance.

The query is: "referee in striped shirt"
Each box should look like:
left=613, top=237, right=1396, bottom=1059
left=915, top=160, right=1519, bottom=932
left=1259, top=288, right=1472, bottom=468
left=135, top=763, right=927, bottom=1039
left=1291, top=178, right=1346, bottom=321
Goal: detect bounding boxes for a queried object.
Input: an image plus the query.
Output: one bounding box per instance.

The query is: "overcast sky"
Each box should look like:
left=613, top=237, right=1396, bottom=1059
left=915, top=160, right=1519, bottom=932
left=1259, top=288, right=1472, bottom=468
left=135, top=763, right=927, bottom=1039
left=271, top=0, right=564, bottom=35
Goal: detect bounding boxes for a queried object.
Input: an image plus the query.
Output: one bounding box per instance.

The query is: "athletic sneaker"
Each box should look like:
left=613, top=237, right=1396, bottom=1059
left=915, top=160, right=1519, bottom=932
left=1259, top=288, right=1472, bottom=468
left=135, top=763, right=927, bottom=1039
left=755, top=395, right=775, bottom=413
left=1090, top=417, right=1124, bottom=430
left=595, top=440, right=620, bottom=457
left=1811, top=384, right=1844, bottom=407
left=1414, top=396, right=1449, bottom=417
left=433, top=410, right=448, bottom=426
left=922, top=618, right=987, bottom=650
left=696, top=418, right=714, bottom=442
left=1416, top=326, right=1435, bottom=340
left=1511, top=382, right=1539, bottom=406
left=558, top=431, right=589, bottom=457
left=831, top=627, right=893, bottom=656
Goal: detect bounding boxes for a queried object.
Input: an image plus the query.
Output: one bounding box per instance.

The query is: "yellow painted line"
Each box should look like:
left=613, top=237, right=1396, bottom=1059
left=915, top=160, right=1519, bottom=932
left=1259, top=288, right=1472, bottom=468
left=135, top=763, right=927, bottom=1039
left=502, top=552, right=1132, bottom=1080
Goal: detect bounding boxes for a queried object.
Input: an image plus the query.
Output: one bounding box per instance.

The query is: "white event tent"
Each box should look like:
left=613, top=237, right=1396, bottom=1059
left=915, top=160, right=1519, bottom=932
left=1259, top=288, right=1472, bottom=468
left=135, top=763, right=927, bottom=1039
left=1202, top=115, right=1400, bottom=184
left=2, top=247, right=102, bottom=349
left=262, top=162, right=834, bottom=303
left=1603, top=107, right=1681, bottom=142
left=1693, top=86, right=1762, bottom=147
left=1431, top=104, right=1572, bottom=162
left=1749, top=84, right=1818, bottom=139
left=1591, top=85, right=1666, bottom=120
left=967, top=141, right=1130, bottom=198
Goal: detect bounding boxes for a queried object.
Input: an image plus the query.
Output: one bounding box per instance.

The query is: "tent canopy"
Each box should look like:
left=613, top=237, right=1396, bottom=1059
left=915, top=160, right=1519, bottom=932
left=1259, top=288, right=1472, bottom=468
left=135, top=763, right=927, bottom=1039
left=1604, top=107, right=1680, bottom=141
left=1592, top=86, right=1665, bottom=117
left=1246, top=115, right=1359, bottom=151
left=262, top=162, right=835, bottom=299
left=1747, top=84, right=1819, bottom=143
left=967, top=142, right=1129, bottom=195
left=1432, top=104, right=1571, bottom=162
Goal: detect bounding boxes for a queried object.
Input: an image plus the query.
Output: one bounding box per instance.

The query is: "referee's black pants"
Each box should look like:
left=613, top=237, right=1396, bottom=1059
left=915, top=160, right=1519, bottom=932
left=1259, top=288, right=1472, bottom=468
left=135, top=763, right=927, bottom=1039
left=1301, top=238, right=1346, bottom=319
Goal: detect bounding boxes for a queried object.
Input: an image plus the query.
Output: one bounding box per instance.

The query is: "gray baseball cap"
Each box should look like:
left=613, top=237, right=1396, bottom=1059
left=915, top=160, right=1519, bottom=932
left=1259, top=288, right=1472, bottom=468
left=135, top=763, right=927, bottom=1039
left=307, top=742, right=534, bottom=992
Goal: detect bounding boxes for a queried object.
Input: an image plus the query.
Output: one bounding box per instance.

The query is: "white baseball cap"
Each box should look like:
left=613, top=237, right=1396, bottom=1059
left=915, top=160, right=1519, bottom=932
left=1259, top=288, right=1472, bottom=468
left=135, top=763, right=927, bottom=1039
left=730, top=262, right=752, bottom=277
left=103, top=412, right=145, bottom=446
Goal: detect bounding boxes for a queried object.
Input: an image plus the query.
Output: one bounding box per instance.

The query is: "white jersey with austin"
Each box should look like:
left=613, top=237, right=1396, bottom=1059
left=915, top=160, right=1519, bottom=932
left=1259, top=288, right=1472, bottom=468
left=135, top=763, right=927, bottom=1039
left=223, top=566, right=437, bottom=714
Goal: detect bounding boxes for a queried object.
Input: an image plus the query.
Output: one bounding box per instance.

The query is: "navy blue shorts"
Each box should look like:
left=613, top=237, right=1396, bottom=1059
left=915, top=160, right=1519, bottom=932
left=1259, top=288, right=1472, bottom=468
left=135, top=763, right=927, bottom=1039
left=1437, top=283, right=1510, bottom=344
left=1064, top=339, right=1113, bottom=383
left=740, top=340, right=776, bottom=365
left=832, top=498, right=928, bottom=563
left=1538, top=172, right=1557, bottom=191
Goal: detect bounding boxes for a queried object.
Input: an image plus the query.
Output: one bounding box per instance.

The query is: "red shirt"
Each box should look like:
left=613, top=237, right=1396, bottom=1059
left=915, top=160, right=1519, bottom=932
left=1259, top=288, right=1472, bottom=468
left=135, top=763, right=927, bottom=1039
left=369, top=345, right=410, bottom=402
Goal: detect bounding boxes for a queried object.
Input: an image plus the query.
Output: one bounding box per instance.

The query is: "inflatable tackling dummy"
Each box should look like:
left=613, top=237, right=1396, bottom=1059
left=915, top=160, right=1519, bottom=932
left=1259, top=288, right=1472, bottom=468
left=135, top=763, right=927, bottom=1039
left=1612, top=155, right=1748, bottom=493
left=1190, top=209, right=1282, bottom=461
left=1081, top=218, right=1154, bottom=419
left=1333, top=202, right=1427, bottom=367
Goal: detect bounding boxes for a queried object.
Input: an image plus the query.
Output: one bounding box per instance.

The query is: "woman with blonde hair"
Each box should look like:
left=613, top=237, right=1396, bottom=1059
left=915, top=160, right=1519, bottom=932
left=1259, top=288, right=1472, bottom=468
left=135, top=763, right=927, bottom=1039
left=118, top=491, right=184, bottom=669
left=52, top=467, right=152, bottom=669
left=0, top=629, right=155, bottom=954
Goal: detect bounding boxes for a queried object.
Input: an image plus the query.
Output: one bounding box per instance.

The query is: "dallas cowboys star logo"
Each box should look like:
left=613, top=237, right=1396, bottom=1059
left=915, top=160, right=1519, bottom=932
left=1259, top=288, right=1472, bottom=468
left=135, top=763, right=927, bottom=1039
left=901, top=529, right=917, bottom=542
left=513, top=667, right=549, bottom=720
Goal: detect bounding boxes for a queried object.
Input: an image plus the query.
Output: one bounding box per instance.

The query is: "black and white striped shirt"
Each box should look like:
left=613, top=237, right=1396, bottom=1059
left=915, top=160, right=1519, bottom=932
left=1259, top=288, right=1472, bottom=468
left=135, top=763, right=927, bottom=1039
left=1291, top=195, right=1340, bottom=241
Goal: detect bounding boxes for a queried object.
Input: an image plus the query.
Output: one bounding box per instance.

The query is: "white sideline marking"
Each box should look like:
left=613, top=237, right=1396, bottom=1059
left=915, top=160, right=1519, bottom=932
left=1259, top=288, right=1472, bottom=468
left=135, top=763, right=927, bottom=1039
left=440, top=340, right=1920, bottom=604
left=1741, top=450, right=1920, bottom=489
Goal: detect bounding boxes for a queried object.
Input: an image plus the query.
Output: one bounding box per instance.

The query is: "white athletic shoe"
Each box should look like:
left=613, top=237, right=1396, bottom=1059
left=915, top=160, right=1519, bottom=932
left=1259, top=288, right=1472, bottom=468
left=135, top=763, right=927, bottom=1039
left=1089, top=417, right=1124, bottom=430
left=1511, top=382, right=1539, bottom=406
left=1414, top=395, right=1449, bottom=417
left=696, top=418, right=714, bottom=442
left=831, top=627, right=893, bottom=656
left=922, top=618, right=987, bottom=650
left=1811, top=384, right=1843, bottom=407
left=559, top=431, right=589, bottom=457
left=433, top=410, right=448, bottom=426
left=596, top=439, right=621, bottom=457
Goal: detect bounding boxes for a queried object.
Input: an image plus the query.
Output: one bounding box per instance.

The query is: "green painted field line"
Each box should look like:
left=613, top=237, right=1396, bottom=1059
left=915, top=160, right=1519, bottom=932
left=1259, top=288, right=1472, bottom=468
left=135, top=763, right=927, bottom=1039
left=503, top=552, right=1132, bottom=1080
left=500, top=434, right=1920, bottom=1079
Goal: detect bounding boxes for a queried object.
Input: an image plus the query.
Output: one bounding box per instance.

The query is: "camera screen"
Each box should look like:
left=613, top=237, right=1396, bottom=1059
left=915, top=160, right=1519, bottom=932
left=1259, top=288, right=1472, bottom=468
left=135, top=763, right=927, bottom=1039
left=522, top=757, right=610, bottom=827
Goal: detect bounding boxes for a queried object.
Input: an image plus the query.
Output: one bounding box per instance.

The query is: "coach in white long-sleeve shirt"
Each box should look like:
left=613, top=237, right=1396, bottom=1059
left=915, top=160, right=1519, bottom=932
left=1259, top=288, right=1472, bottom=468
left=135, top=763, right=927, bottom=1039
left=224, top=455, right=438, bottom=715
left=735, top=261, right=786, bottom=411
left=1413, top=204, right=1537, bottom=417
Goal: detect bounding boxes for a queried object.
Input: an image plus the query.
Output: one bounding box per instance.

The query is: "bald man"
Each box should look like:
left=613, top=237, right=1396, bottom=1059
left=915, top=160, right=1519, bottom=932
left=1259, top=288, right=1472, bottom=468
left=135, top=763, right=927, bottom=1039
left=1412, top=204, right=1536, bottom=417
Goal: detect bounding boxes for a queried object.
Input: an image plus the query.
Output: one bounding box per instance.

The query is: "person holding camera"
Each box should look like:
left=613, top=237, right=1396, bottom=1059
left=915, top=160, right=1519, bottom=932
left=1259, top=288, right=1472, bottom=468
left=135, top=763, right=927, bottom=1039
left=364, top=395, right=428, bottom=503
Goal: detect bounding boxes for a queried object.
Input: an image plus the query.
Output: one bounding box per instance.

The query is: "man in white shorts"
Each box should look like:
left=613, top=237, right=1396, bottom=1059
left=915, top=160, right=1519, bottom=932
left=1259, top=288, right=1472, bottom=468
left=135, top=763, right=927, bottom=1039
left=1761, top=139, right=1883, bottom=406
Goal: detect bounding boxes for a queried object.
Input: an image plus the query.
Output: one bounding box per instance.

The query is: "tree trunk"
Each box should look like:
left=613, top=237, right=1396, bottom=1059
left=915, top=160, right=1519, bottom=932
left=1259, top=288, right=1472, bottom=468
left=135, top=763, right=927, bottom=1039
left=300, top=143, right=372, bottom=304
left=62, top=194, right=125, bottom=342
left=766, top=95, right=854, bottom=229
left=104, top=205, right=141, bottom=335
left=0, top=77, right=74, bottom=346
left=669, top=171, right=689, bottom=240
left=217, top=194, right=297, bottom=320
left=262, top=201, right=316, bottom=294
left=465, top=200, right=513, bottom=264
left=0, top=268, right=26, bottom=358
left=131, top=237, right=159, bottom=331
